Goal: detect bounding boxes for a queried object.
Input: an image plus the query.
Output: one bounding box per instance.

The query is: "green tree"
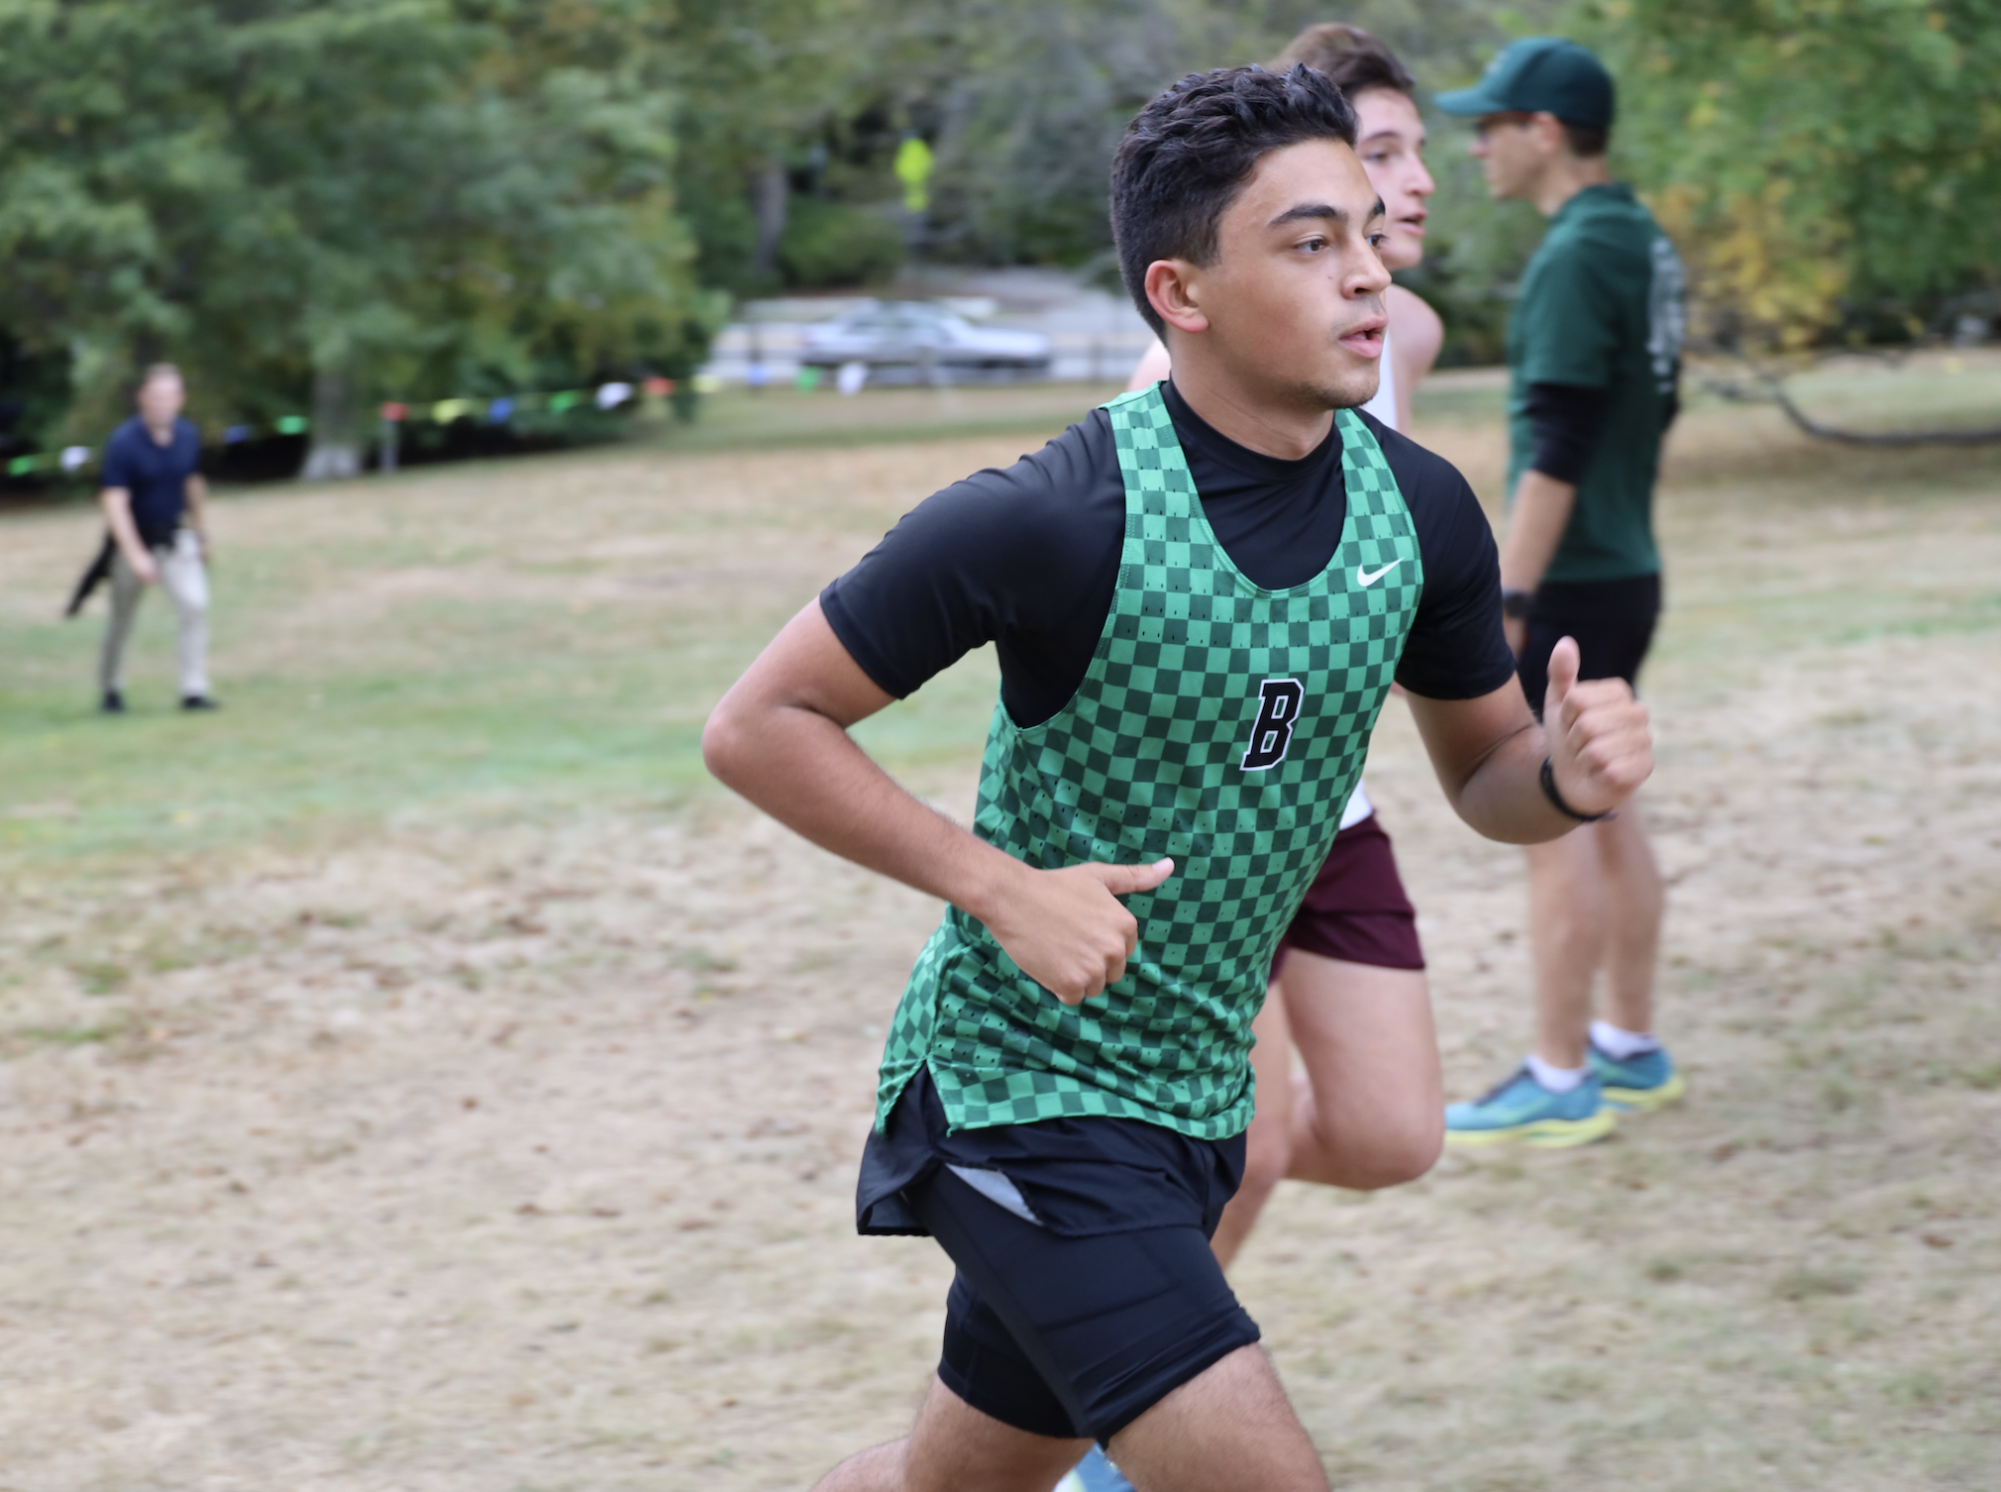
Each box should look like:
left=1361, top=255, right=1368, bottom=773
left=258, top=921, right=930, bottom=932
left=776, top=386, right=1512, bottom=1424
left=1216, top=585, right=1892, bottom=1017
left=1585, top=0, right=2001, bottom=351
left=667, top=0, right=881, bottom=297
left=861, top=0, right=1241, bottom=267
left=839, top=0, right=1559, bottom=355
left=0, top=0, right=716, bottom=473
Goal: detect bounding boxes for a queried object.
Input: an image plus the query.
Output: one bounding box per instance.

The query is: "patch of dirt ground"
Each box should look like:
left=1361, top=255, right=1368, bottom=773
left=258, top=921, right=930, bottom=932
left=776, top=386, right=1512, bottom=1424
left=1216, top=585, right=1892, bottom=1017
left=2, top=417, right=1999, bottom=1491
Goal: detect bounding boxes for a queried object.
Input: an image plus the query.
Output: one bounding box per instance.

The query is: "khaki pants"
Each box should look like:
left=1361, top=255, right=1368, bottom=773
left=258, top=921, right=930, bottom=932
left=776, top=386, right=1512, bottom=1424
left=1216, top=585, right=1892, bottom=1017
left=100, top=529, right=210, bottom=698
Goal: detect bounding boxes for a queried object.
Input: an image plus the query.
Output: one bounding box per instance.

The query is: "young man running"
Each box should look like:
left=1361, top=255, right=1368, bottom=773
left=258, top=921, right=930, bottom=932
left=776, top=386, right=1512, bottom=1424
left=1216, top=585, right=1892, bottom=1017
left=1126, top=24, right=1452, bottom=1279
left=705, top=65, right=1653, bottom=1492
left=1435, top=38, right=1686, bottom=1145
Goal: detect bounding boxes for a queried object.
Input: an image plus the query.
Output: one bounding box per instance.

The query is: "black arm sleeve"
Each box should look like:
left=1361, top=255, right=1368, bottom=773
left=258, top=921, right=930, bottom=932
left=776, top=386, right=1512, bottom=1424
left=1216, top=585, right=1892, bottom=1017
left=1524, top=381, right=1610, bottom=485
left=818, top=414, right=1123, bottom=719
left=1370, top=417, right=1519, bottom=701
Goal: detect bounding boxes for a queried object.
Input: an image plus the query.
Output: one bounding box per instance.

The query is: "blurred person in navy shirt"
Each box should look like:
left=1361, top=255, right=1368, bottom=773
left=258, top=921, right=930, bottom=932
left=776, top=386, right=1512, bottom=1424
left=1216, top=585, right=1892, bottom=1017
left=97, top=364, right=217, bottom=713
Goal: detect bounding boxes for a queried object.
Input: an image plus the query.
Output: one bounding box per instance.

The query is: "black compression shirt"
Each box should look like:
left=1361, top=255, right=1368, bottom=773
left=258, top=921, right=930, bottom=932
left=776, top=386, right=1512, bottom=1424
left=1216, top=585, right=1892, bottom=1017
left=822, top=380, right=1517, bottom=727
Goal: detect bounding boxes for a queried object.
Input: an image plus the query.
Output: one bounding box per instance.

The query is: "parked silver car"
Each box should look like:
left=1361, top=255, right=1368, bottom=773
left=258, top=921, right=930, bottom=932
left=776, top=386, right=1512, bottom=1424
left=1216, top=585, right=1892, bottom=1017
left=800, top=301, right=1052, bottom=383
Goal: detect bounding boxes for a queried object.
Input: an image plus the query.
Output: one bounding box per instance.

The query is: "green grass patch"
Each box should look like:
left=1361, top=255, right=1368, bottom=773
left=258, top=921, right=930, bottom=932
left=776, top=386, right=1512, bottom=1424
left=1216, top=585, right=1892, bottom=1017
left=3, top=360, right=1996, bottom=875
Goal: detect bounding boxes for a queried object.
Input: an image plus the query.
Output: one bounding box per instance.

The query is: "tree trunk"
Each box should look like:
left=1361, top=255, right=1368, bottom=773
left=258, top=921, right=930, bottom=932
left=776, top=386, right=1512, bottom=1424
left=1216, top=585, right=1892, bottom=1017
left=300, top=364, right=362, bottom=481
left=749, top=159, right=788, bottom=282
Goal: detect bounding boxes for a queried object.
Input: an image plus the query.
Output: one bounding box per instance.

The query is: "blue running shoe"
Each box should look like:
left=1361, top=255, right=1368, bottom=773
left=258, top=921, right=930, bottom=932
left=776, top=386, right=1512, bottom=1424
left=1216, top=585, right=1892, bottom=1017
left=1588, top=1040, right=1685, bottom=1112
left=1061, top=1445, right=1135, bottom=1492
left=1444, top=1064, right=1617, bottom=1148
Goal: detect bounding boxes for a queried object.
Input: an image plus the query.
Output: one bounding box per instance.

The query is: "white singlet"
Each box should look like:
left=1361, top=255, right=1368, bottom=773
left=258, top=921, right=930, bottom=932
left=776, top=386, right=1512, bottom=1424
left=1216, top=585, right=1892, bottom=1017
left=1360, top=328, right=1398, bottom=431
left=1339, top=330, right=1396, bottom=831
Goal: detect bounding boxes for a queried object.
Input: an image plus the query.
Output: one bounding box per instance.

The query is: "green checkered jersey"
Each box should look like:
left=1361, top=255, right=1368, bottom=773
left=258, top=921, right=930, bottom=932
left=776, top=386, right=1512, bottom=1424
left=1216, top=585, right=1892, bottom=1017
left=874, top=385, right=1424, bottom=1139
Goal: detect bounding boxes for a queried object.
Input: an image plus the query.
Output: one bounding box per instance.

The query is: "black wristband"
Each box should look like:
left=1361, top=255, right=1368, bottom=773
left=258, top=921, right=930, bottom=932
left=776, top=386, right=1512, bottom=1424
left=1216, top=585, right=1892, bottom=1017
left=1501, top=587, right=1536, bottom=620
left=1540, top=756, right=1612, bottom=823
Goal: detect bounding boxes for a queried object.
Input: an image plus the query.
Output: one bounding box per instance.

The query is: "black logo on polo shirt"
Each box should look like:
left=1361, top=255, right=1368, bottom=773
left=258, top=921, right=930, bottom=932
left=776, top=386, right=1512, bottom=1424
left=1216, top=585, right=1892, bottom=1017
left=1241, top=678, right=1304, bottom=772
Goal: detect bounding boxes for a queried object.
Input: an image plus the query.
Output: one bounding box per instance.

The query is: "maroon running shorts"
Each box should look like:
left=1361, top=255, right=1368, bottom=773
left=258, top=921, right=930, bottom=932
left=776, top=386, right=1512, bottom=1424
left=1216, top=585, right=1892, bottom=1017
left=1272, top=812, right=1425, bottom=975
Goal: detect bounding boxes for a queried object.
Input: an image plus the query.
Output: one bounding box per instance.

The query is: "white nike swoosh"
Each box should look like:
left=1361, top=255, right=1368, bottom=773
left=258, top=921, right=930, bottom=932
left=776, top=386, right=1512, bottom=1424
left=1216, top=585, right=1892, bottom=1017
left=1357, top=560, right=1402, bottom=587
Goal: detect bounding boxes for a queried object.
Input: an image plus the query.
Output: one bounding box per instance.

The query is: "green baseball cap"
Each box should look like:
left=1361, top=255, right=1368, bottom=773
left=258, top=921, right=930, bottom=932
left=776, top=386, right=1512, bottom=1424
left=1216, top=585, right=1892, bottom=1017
left=1435, top=37, right=1615, bottom=128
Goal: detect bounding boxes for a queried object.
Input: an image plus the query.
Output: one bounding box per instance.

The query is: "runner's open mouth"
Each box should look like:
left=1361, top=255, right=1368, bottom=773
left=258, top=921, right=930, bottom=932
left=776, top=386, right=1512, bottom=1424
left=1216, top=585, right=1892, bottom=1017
left=1337, top=320, right=1388, bottom=356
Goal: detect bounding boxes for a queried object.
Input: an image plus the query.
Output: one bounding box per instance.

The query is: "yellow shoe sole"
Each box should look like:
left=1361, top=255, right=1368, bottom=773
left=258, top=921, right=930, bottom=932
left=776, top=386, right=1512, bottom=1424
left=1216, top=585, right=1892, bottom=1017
left=1601, top=1070, right=1687, bottom=1112
left=1444, top=1108, right=1618, bottom=1149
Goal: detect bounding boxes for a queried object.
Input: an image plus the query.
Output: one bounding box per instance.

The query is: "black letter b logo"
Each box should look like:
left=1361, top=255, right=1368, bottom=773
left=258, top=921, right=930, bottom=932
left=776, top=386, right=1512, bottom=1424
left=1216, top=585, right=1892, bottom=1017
left=1241, top=678, right=1305, bottom=772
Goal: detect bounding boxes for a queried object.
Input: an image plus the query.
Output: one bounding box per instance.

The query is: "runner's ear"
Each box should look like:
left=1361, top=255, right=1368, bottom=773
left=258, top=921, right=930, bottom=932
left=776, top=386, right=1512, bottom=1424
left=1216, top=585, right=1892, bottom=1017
left=1144, top=261, right=1209, bottom=338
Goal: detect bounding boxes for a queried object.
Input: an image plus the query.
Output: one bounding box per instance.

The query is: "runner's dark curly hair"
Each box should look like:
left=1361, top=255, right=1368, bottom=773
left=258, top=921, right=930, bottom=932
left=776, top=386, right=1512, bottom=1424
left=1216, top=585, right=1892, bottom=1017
left=1111, top=65, right=1359, bottom=338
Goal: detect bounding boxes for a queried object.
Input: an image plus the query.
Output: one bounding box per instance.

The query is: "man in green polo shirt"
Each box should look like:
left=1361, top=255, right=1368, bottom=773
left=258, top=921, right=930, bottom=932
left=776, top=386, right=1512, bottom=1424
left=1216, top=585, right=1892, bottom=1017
left=1436, top=38, right=1688, bottom=1145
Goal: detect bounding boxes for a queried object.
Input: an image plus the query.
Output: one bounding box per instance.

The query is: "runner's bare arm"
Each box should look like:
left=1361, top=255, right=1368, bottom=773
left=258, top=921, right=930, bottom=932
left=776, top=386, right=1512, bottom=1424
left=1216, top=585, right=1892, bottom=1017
left=1498, top=469, right=1576, bottom=650
left=703, top=599, right=1172, bottom=1004
left=1384, top=285, right=1443, bottom=434
left=1403, top=636, right=1650, bottom=843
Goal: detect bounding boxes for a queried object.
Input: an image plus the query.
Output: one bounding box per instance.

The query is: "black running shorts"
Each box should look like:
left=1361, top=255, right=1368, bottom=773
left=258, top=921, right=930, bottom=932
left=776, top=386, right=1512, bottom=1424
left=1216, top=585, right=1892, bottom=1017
left=858, top=1071, right=1259, bottom=1443
left=1517, top=572, right=1661, bottom=720
left=913, top=1167, right=1258, bottom=1441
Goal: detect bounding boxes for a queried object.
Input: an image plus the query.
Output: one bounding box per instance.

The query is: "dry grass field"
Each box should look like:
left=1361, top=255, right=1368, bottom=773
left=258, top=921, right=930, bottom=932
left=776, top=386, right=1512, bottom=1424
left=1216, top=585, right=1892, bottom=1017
left=1, top=367, right=1998, bottom=1490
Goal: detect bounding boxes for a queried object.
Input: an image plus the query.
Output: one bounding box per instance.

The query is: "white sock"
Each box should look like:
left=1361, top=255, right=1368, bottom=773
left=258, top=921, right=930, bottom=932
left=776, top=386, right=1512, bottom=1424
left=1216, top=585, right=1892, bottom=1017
left=1526, top=1054, right=1588, bottom=1093
left=1590, top=1020, right=1661, bottom=1060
